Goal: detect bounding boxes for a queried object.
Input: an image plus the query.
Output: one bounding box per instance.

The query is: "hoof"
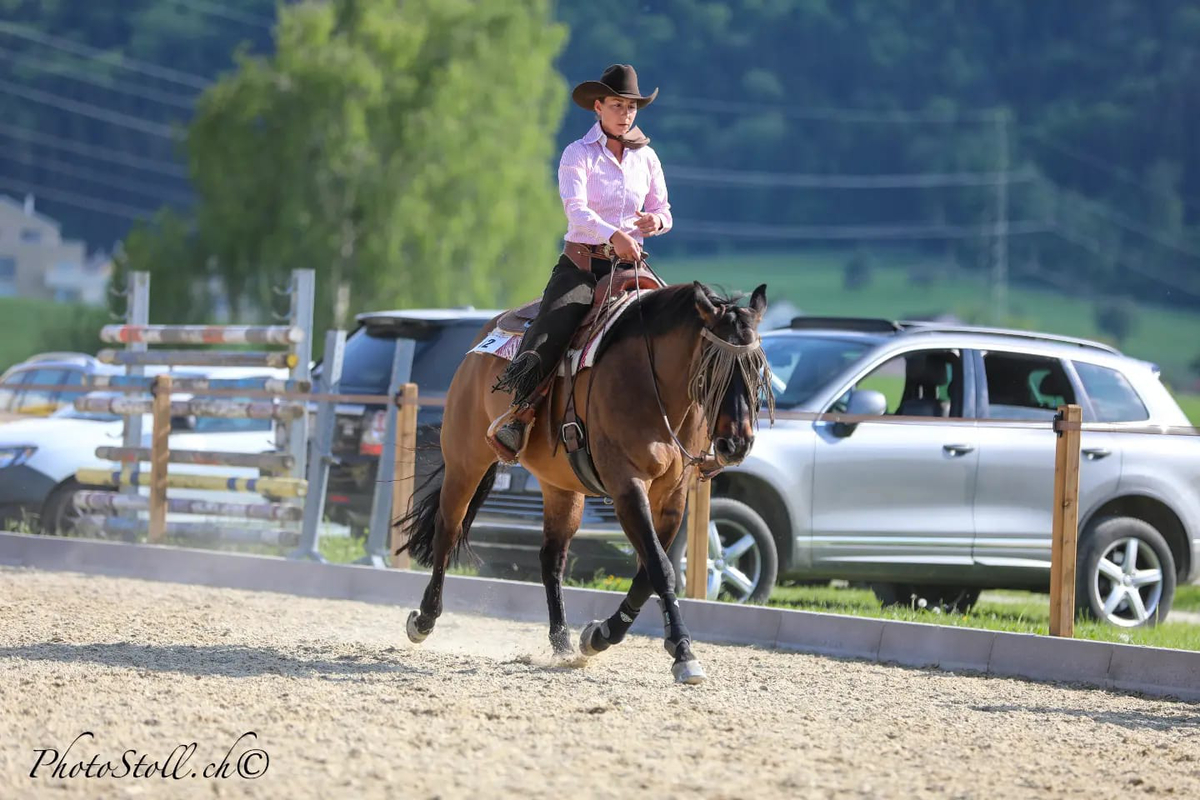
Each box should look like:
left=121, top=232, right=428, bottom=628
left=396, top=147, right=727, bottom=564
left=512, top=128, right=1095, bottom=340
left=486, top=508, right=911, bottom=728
left=406, top=610, right=430, bottom=644
left=550, top=628, right=574, bottom=658
left=579, top=620, right=604, bottom=658
left=672, top=659, right=707, bottom=685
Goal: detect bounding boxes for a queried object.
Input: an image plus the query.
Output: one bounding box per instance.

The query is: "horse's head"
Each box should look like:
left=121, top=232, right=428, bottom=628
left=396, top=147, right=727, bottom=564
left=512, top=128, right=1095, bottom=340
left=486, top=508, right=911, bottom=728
left=692, top=282, right=771, bottom=466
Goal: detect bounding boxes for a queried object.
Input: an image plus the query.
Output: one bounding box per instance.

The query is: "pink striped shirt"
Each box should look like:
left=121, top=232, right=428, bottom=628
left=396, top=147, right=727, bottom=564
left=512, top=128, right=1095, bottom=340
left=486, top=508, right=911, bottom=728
left=559, top=122, right=673, bottom=246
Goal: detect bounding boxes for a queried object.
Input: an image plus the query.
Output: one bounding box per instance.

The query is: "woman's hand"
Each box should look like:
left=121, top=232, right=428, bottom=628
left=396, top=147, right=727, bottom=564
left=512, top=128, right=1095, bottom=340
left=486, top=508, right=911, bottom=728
left=609, top=229, right=642, bottom=262
left=635, top=210, right=661, bottom=236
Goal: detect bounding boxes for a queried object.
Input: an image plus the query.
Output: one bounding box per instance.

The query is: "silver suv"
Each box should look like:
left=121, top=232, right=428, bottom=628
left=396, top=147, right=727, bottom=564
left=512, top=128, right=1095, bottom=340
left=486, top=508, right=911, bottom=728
left=699, top=317, right=1199, bottom=626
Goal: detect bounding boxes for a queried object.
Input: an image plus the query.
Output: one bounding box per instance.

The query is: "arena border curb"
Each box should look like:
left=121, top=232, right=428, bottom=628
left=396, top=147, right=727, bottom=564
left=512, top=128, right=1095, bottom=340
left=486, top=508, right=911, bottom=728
left=2, top=532, right=1196, bottom=702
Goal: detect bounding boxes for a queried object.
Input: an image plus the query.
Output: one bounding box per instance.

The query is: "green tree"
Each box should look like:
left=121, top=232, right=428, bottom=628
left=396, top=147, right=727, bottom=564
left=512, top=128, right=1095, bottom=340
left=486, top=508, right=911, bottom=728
left=182, top=0, right=567, bottom=332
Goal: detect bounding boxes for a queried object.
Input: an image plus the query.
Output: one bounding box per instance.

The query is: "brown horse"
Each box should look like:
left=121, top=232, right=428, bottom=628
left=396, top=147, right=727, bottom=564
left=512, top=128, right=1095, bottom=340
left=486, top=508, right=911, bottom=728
left=397, top=280, right=770, bottom=684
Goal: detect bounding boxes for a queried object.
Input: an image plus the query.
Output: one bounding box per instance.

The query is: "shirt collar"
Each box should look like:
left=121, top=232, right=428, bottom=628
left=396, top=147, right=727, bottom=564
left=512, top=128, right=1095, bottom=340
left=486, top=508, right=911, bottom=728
left=583, top=122, right=606, bottom=145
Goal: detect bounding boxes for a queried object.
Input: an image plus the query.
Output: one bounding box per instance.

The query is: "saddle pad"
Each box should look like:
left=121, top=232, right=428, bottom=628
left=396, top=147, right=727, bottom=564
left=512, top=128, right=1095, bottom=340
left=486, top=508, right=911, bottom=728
left=467, top=289, right=653, bottom=372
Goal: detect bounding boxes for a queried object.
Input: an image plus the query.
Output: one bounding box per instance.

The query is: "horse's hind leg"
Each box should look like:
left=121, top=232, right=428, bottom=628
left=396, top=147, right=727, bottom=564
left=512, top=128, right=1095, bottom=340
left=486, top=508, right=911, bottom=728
left=407, top=459, right=495, bottom=643
left=540, top=487, right=583, bottom=656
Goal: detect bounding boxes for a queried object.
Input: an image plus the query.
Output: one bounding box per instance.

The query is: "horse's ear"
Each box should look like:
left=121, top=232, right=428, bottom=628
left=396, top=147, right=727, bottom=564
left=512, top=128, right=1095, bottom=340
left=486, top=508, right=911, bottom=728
left=749, top=284, right=768, bottom=322
left=693, top=281, right=719, bottom=326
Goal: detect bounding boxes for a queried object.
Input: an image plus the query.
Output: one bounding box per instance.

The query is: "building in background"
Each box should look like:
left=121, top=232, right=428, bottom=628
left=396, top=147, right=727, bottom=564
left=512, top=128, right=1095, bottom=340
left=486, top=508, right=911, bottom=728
left=0, top=194, right=108, bottom=305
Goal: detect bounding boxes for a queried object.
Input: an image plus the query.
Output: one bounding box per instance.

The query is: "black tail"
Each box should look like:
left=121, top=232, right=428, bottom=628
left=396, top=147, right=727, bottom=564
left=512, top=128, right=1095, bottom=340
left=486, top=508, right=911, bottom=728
left=394, top=462, right=499, bottom=568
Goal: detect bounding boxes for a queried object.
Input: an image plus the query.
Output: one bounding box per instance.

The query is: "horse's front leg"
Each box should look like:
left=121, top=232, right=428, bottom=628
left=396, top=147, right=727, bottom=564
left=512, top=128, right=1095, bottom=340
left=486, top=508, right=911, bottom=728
left=580, top=480, right=686, bottom=657
left=608, top=477, right=705, bottom=684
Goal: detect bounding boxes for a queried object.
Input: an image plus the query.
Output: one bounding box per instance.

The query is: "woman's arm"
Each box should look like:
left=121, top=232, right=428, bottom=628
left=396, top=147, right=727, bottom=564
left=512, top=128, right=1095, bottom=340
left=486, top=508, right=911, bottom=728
left=643, top=151, right=672, bottom=234
left=559, top=144, right=619, bottom=242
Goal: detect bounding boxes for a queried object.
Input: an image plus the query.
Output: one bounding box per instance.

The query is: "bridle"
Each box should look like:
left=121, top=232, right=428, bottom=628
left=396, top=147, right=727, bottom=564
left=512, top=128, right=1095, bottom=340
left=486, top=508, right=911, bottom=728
left=627, top=256, right=769, bottom=481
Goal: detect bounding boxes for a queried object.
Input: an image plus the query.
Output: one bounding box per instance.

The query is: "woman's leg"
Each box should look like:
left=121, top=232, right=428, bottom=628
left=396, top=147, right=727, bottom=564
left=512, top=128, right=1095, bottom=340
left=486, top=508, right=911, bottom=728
left=489, top=254, right=598, bottom=457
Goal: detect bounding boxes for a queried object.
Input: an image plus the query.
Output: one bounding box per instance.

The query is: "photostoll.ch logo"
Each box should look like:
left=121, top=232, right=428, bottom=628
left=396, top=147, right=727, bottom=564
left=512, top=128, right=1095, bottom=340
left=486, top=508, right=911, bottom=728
left=29, top=731, right=269, bottom=781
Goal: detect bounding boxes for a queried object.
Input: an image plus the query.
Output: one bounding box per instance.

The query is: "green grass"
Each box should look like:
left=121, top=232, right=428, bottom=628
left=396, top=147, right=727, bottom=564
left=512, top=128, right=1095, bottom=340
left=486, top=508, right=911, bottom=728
left=567, top=574, right=1200, bottom=651
left=0, top=296, right=110, bottom=373
left=655, top=250, right=1200, bottom=393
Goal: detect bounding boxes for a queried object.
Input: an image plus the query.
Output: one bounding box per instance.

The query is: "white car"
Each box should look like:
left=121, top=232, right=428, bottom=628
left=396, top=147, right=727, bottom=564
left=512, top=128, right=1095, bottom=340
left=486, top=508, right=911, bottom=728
left=0, top=367, right=287, bottom=533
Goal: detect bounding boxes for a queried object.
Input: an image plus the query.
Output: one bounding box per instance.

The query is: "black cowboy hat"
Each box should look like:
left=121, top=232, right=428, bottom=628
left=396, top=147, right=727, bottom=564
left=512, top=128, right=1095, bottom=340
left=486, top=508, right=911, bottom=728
left=572, top=64, right=658, bottom=110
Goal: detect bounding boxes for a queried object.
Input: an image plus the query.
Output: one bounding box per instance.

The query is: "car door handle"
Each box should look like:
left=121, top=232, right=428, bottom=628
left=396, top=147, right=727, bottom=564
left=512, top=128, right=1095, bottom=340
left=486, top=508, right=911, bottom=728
left=1082, top=447, right=1112, bottom=460
left=943, top=444, right=975, bottom=456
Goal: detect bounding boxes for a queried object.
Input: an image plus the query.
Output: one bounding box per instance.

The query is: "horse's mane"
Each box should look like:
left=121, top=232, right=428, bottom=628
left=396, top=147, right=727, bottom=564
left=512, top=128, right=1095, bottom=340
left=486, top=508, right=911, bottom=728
left=596, top=282, right=737, bottom=359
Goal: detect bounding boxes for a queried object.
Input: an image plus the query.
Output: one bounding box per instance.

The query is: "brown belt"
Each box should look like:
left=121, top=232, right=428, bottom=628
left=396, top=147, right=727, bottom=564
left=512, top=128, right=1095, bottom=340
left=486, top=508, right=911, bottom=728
left=564, top=241, right=620, bottom=272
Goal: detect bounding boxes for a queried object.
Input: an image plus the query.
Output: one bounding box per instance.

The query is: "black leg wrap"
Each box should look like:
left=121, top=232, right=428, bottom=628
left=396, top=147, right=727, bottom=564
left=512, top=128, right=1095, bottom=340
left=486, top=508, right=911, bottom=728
left=601, top=599, right=642, bottom=646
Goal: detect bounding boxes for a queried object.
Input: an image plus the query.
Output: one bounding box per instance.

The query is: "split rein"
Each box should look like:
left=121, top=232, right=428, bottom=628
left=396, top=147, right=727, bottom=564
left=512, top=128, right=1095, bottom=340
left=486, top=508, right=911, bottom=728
left=626, top=257, right=775, bottom=483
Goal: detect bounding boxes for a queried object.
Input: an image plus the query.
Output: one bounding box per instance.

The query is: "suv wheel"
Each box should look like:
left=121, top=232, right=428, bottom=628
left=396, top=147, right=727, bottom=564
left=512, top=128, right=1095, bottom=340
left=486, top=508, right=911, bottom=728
left=670, top=498, right=779, bottom=604
left=41, top=479, right=110, bottom=536
left=871, top=583, right=981, bottom=613
left=1076, top=516, right=1175, bottom=627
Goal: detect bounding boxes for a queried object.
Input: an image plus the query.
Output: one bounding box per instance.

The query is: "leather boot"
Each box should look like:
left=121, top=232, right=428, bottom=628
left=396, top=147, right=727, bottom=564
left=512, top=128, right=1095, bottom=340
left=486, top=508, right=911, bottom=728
left=486, top=404, right=534, bottom=463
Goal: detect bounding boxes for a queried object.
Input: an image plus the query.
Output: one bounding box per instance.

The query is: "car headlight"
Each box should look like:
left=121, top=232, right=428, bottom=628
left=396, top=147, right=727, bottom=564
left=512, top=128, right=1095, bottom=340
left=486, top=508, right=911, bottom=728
left=0, top=446, right=37, bottom=469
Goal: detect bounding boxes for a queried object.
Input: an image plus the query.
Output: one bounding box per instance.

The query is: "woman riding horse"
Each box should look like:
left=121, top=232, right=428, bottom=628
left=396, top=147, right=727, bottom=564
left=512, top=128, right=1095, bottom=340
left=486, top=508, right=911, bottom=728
left=398, top=66, right=774, bottom=684
left=488, top=64, right=672, bottom=461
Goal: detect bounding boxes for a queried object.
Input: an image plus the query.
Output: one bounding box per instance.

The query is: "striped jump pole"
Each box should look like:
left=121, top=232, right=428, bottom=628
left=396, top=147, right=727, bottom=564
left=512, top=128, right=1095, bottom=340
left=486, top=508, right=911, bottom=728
left=87, top=375, right=312, bottom=395
left=97, top=349, right=298, bottom=370
left=100, top=324, right=303, bottom=346
left=148, top=374, right=171, bottom=543
left=72, top=491, right=304, bottom=522
left=75, top=468, right=307, bottom=498
left=95, top=446, right=294, bottom=472
left=76, top=515, right=300, bottom=547
left=74, top=395, right=305, bottom=421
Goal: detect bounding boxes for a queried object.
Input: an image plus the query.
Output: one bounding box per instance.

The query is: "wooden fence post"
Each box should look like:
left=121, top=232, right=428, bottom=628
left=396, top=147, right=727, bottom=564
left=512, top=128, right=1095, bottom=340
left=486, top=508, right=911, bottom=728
left=685, top=474, right=711, bottom=599
left=148, top=374, right=172, bottom=544
left=390, top=383, right=419, bottom=569
left=1049, top=404, right=1083, bottom=637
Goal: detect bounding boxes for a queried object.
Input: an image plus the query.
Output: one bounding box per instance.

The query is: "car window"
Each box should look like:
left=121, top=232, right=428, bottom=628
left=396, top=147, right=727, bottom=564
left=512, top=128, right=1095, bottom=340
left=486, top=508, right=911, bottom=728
left=15, top=368, right=68, bottom=415
left=762, top=335, right=873, bottom=408
left=1074, top=361, right=1148, bottom=422
left=411, top=323, right=482, bottom=395
left=833, top=349, right=965, bottom=418
left=982, top=352, right=1075, bottom=419
left=57, top=370, right=86, bottom=406
left=0, top=369, right=29, bottom=411
left=338, top=322, right=483, bottom=395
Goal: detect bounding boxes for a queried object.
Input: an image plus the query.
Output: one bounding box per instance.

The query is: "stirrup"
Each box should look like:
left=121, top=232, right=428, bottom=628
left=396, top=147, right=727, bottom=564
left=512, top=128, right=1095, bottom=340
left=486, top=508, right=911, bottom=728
left=486, top=406, right=534, bottom=464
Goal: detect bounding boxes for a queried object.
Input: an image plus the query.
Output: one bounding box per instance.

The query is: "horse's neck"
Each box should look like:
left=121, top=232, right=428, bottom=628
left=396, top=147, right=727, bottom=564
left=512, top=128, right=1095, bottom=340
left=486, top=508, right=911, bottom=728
left=648, top=323, right=704, bottom=433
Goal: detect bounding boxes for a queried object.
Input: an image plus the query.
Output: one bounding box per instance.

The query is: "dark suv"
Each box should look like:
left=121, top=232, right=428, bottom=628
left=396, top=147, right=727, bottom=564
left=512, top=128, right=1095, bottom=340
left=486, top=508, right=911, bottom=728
left=321, top=307, right=639, bottom=580
left=321, top=309, right=498, bottom=535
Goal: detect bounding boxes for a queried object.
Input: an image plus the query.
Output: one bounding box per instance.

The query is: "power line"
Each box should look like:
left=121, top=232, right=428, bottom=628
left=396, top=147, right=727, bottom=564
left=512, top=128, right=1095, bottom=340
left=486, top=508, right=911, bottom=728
left=0, top=150, right=193, bottom=205
left=656, top=95, right=1002, bottom=124
left=0, top=78, right=181, bottom=139
left=1023, top=128, right=1200, bottom=214
left=1051, top=182, right=1200, bottom=261
left=674, top=219, right=1049, bottom=241
left=0, top=122, right=188, bottom=178
left=0, top=22, right=212, bottom=90
left=670, top=165, right=1034, bottom=189
left=0, top=178, right=157, bottom=221
left=0, top=47, right=196, bottom=110
left=167, top=0, right=274, bottom=30
left=1050, top=225, right=1200, bottom=298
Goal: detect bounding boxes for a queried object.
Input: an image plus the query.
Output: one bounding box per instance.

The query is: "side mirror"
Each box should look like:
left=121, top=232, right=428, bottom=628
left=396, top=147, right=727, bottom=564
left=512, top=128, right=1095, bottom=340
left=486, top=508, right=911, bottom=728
left=832, top=389, right=887, bottom=437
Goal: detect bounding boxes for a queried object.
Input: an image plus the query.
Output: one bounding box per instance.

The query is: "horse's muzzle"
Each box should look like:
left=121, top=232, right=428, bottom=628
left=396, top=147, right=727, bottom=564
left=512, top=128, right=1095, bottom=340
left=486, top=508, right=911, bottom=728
left=713, top=434, right=752, bottom=466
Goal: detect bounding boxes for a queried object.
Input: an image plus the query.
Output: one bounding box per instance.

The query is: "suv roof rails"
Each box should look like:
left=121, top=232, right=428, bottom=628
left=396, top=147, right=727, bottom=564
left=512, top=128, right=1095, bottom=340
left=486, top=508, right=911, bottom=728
left=898, top=322, right=1121, bottom=354
left=789, top=316, right=903, bottom=333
